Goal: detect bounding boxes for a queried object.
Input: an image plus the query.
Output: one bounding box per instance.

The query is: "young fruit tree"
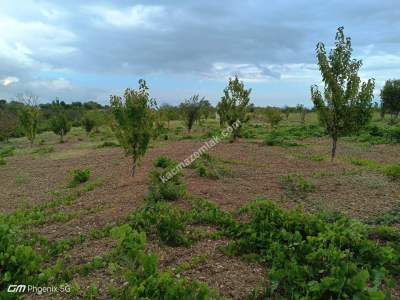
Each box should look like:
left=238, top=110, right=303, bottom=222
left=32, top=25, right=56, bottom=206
left=110, top=79, right=156, bottom=176
left=296, top=104, right=307, bottom=125
left=265, top=108, right=282, bottom=129
left=218, top=76, right=251, bottom=141
left=82, top=115, right=96, bottom=135
left=311, top=27, right=375, bottom=161
left=380, top=79, right=400, bottom=124
left=50, top=100, right=71, bottom=143
left=0, top=108, right=17, bottom=142
left=18, top=93, right=40, bottom=147
left=180, top=95, right=203, bottom=133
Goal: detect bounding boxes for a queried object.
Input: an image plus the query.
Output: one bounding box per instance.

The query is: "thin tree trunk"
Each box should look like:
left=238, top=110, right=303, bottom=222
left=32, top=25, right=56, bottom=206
left=131, top=157, right=137, bottom=177
left=331, top=137, right=337, bottom=162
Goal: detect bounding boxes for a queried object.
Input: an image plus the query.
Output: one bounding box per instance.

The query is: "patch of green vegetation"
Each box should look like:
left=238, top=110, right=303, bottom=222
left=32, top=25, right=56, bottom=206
left=130, top=202, right=189, bottom=246
left=109, top=224, right=220, bottom=299
left=350, top=158, right=400, bottom=180
left=296, top=153, right=326, bottom=161
left=191, top=153, right=232, bottom=179
left=96, top=141, right=120, bottom=148
left=264, top=124, right=325, bottom=147
left=68, top=169, right=91, bottom=188
left=356, top=124, right=400, bottom=144
left=0, top=145, right=15, bottom=157
left=15, top=172, right=30, bottom=185
left=385, top=164, right=400, bottom=180
left=367, top=203, right=400, bottom=226
left=147, top=156, right=186, bottom=201
left=231, top=199, right=398, bottom=299
left=279, top=173, right=316, bottom=201
left=0, top=157, right=5, bottom=166
left=31, top=146, right=54, bottom=155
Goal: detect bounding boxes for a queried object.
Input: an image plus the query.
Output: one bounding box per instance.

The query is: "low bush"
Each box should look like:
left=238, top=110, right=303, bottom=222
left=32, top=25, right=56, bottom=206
left=232, top=199, right=398, bottom=299
left=0, top=146, right=15, bottom=158
left=191, top=153, right=231, bottom=179
left=110, top=224, right=218, bottom=299
left=68, top=169, right=91, bottom=188
left=130, top=202, right=189, bottom=246
left=280, top=173, right=315, bottom=201
left=147, top=156, right=186, bottom=202
left=0, top=223, right=42, bottom=298
left=264, top=124, right=325, bottom=147
left=385, top=164, right=400, bottom=180
left=357, top=124, right=400, bottom=144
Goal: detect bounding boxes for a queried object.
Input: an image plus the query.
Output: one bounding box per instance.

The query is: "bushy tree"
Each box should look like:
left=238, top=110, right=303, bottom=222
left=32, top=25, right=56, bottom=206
left=110, top=80, right=156, bottom=176
left=218, top=76, right=251, bottom=140
left=50, top=99, right=71, bottom=143
left=265, top=108, right=282, bottom=129
left=82, top=115, right=95, bottom=135
left=159, top=104, right=177, bottom=129
left=381, top=79, right=400, bottom=123
left=180, top=95, right=203, bottom=133
left=0, top=108, right=17, bottom=142
left=296, top=104, right=307, bottom=124
left=199, top=99, right=213, bottom=121
left=311, top=27, right=374, bottom=161
left=18, top=93, right=40, bottom=147
left=216, top=97, right=230, bottom=128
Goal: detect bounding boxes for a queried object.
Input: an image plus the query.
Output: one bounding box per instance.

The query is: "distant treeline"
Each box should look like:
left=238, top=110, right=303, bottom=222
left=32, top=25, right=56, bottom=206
left=0, top=97, right=313, bottom=141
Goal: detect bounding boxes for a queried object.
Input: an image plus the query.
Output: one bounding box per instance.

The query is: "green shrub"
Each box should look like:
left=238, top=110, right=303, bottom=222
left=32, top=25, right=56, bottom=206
left=191, top=153, right=231, bottom=179
left=280, top=173, right=315, bottom=200
left=110, top=224, right=217, bottom=299
left=385, top=164, right=400, bottom=180
left=0, top=157, right=5, bottom=166
left=232, top=199, right=398, bottom=299
left=0, top=146, right=15, bottom=157
left=0, top=223, right=42, bottom=297
left=68, top=169, right=91, bottom=188
left=147, top=156, right=186, bottom=202
left=130, top=202, right=189, bottom=246
left=367, top=203, right=400, bottom=226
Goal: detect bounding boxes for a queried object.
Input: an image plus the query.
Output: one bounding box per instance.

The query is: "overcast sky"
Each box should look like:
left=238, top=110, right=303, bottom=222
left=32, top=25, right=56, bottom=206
left=0, top=0, right=399, bottom=106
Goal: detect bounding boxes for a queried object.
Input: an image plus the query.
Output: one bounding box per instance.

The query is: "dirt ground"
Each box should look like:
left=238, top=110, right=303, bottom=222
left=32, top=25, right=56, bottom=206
left=1, top=132, right=399, bottom=299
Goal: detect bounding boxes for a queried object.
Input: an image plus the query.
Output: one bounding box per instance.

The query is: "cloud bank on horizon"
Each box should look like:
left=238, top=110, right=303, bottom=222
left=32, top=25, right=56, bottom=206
left=0, top=0, right=399, bottom=106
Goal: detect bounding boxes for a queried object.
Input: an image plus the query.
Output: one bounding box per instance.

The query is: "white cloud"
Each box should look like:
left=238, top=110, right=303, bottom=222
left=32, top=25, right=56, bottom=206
left=206, top=62, right=319, bottom=82
left=1, top=76, right=19, bottom=86
left=85, top=5, right=165, bottom=28
left=29, top=78, right=72, bottom=90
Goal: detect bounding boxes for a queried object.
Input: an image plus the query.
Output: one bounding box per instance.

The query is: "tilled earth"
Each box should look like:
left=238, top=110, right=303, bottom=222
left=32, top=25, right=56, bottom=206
left=1, top=135, right=399, bottom=299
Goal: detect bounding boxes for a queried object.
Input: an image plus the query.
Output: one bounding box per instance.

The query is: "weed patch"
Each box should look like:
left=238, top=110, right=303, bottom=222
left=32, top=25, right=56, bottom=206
left=280, top=173, right=315, bottom=201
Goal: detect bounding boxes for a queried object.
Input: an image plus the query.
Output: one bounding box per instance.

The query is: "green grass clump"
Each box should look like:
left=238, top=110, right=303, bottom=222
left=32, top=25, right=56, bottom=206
left=191, top=153, right=231, bottom=179
left=264, top=124, right=325, bottom=147
left=385, top=164, right=400, bottom=180
left=0, top=157, right=5, bottom=166
left=0, top=146, right=15, bottom=158
left=280, top=173, right=315, bottom=201
left=68, top=169, right=91, bottom=188
left=147, top=156, right=186, bottom=201
left=96, top=141, right=120, bottom=148
left=32, top=146, right=54, bottom=155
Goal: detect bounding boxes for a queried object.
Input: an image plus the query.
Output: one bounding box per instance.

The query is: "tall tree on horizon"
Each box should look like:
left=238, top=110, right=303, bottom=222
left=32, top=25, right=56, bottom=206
left=311, top=27, right=375, bottom=161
